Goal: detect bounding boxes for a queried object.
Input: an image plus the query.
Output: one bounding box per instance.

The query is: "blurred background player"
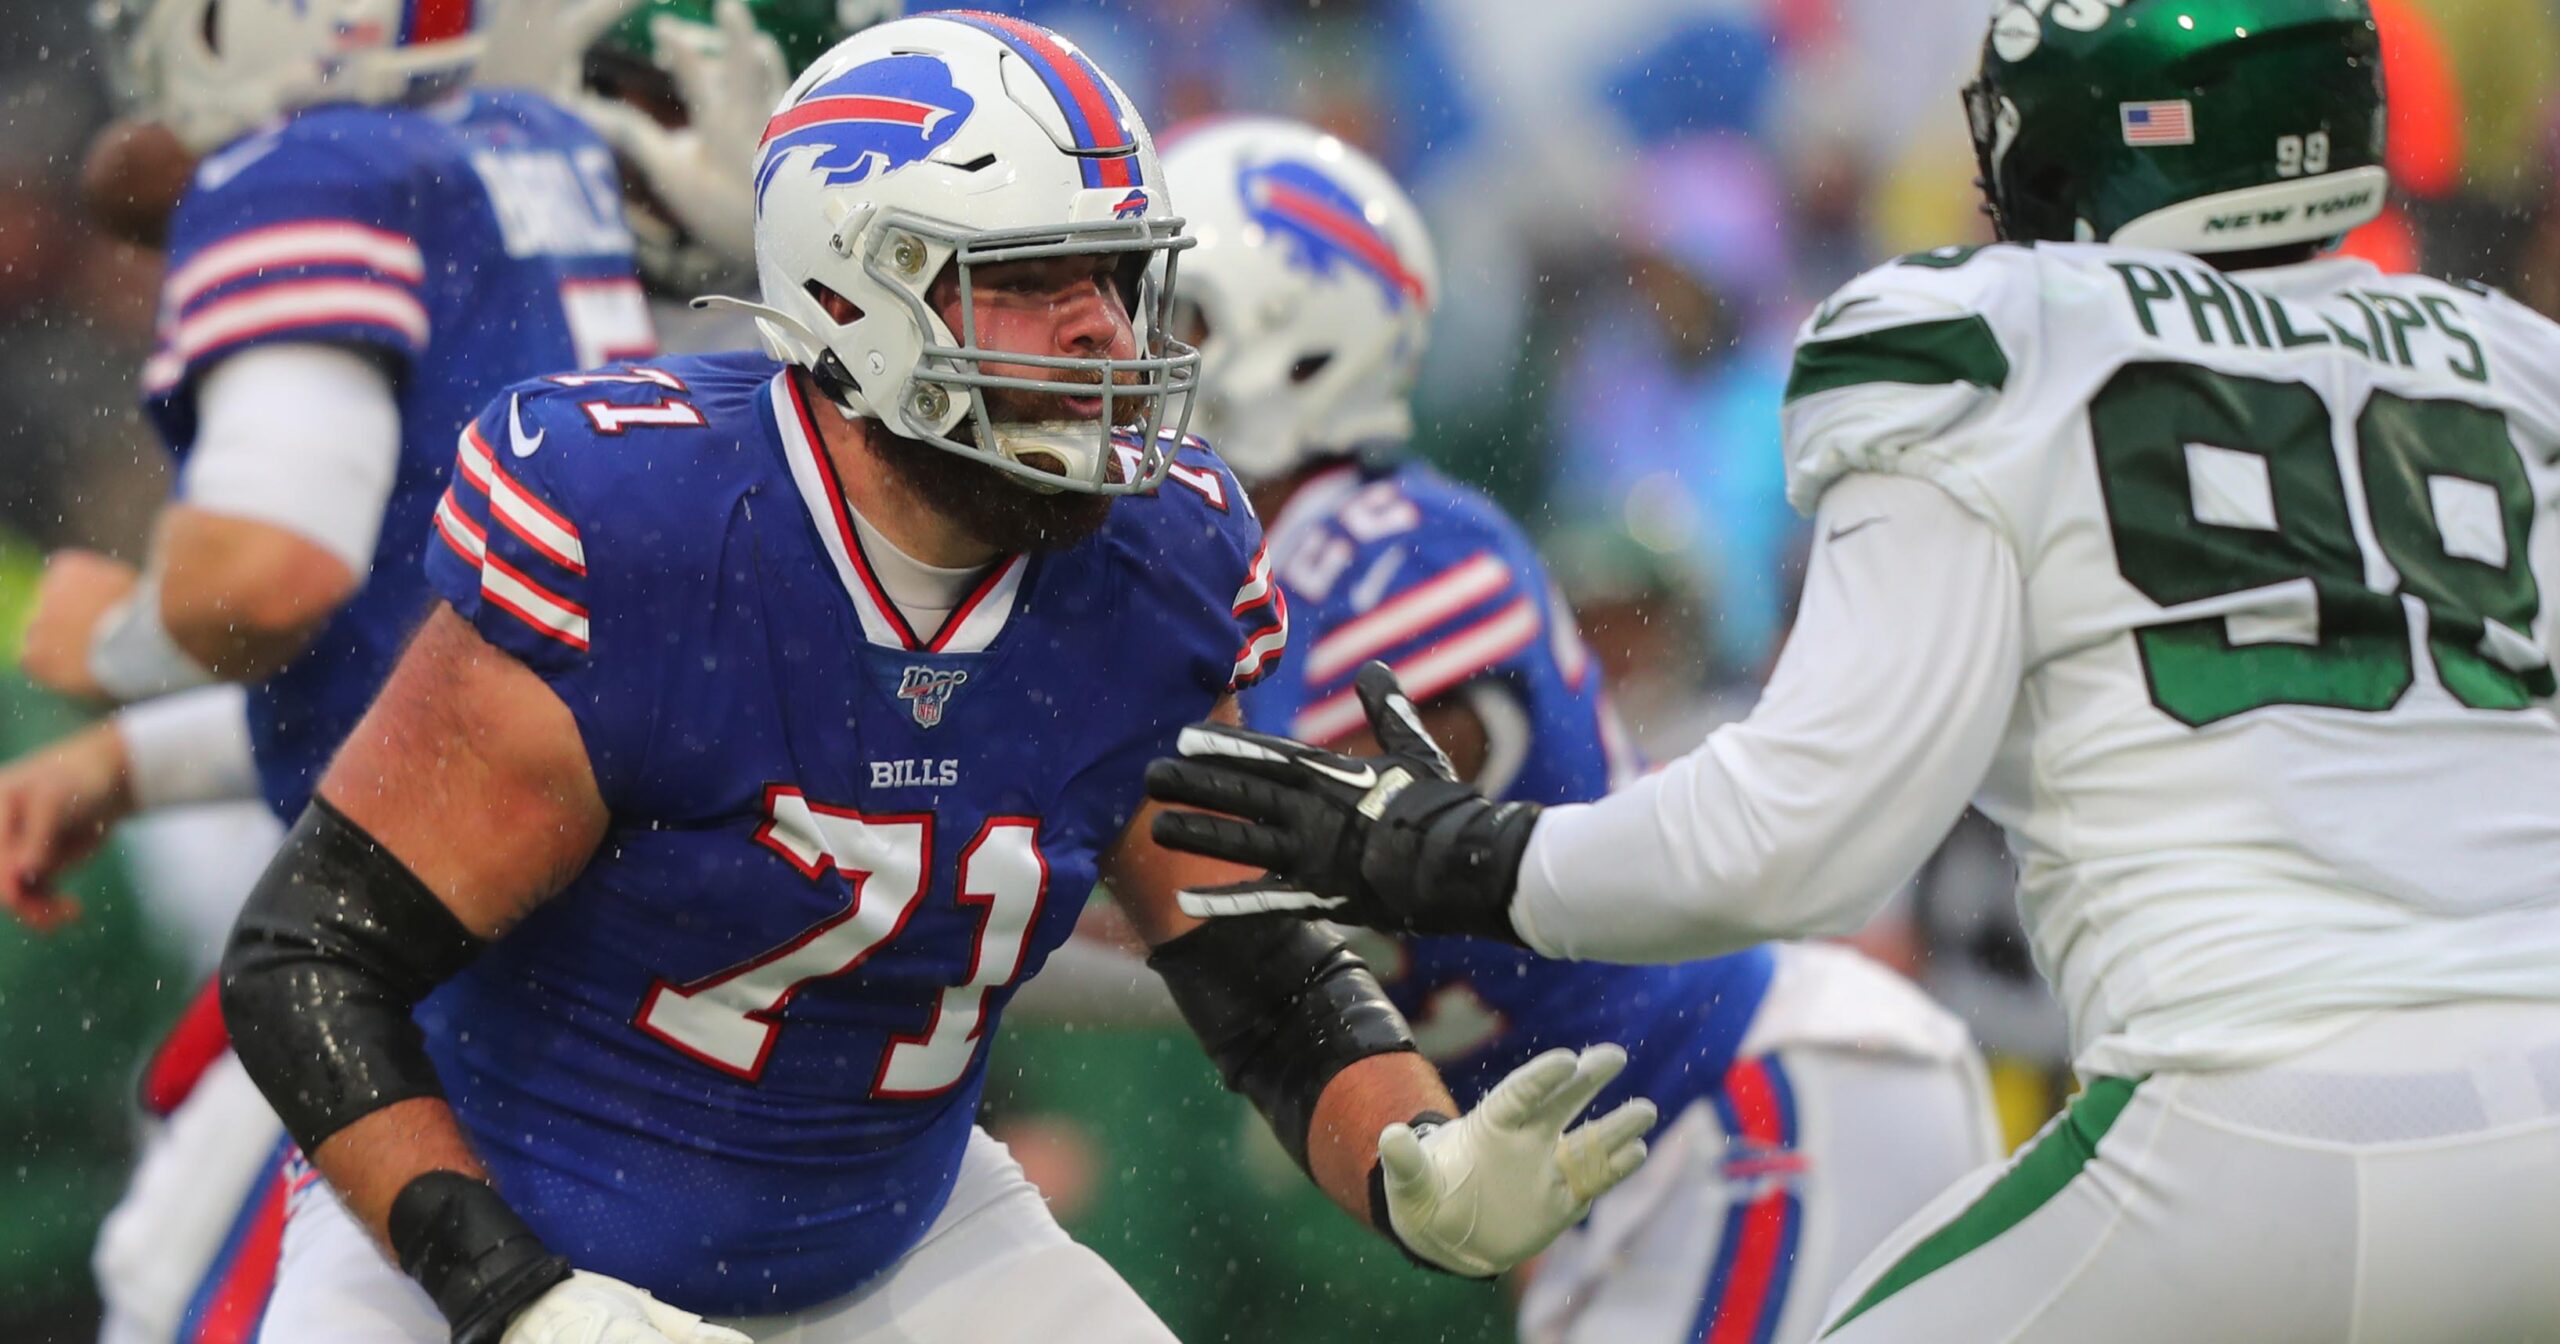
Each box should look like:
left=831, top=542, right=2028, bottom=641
left=1147, top=0, right=2560, bottom=1338
left=0, top=1, right=651, bottom=1340
left=222, top=17, right=1648, bottom=1344
left=1161, top=117, right=1999, bottom=1344
left=477, top=0, right=904, bottom=346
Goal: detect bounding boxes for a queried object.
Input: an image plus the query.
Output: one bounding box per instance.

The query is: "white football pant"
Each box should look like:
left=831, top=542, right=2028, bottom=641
left=257, top=1127, right=1176, bottom=1344
left=1819, top=1000, right=2560, bottom=1342
left=95, top=1051, right=293, bottom=1344
left=1521, top=944, right=2003, bottom=1344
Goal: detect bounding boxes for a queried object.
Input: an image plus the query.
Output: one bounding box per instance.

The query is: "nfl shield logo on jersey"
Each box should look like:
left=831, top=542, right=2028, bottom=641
left=897, top=666, right=969, bottom=728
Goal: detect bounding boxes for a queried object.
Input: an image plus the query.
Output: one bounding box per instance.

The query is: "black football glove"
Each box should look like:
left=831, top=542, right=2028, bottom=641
left=1144, top=663, right=1538, bottom=942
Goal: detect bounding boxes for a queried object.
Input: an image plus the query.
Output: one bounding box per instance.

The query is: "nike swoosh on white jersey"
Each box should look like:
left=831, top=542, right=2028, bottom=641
left=509, top=395, right=546, bottom=457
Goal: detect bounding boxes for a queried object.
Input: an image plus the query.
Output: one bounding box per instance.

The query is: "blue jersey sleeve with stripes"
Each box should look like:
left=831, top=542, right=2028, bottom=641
left=147, top=118, right=433, bottom=414
left=427, top=390, right=600, bottom=675
left=423, top=365, right=734, bottom=802
left=1109, top=434, right=1286, bottom=696
left=1268, top=468, right=1552, bottom=743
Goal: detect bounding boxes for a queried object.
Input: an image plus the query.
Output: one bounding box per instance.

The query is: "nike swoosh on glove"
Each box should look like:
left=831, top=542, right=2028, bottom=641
left=501, top=1271, right=752, bottom=1344
left=1380, top=1045, right=1656, bottom=1278
left=1145, top=662, right=1537, bottom=941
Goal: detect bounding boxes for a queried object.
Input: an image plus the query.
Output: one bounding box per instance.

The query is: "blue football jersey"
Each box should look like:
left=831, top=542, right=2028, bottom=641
left=418, top=354, right=1283, bottom=1314
left=1244, top=461, right=1773, bottom=1121
left=144, top=90, right=653, bottom=817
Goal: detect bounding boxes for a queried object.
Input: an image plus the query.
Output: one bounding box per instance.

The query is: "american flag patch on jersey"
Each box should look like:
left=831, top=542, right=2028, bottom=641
left=2120, top=100, right=2195, bottom=146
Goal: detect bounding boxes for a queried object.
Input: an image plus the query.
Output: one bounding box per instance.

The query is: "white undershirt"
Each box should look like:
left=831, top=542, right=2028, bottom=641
left=848, top=506, right=987, bottom=637
left=1512, top=473, right=2025, bottom=963
left=180, top=342, right=402, bottom=573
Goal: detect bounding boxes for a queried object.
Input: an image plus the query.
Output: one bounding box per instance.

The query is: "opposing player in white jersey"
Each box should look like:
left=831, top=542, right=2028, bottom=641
left=1145, top=0, right=2560, bottom=1337
left=1160, top=117, right=1997, bottom=1344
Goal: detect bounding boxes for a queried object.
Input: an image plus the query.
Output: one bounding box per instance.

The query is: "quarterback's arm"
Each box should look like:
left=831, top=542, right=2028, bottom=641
left=220, top=606, right=610, bottom=1339
left=32, top=345, right=397, bottom=700
left=1513, top=473, right=2022, bottom=961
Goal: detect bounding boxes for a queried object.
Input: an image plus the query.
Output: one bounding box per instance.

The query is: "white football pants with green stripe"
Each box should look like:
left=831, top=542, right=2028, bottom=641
left=1817, top=1001, right=2560, bottom=1342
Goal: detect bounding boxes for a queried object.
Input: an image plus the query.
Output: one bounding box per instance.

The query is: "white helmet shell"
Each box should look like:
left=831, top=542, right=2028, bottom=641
left=93, top=0, right=487, bottom=153
left=723, top=11, right=1198, bottom=497
left=1159, top=117, right=1438, bottom=484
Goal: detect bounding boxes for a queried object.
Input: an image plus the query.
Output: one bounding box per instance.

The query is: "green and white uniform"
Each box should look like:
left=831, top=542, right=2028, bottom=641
left=1512, top=241, right=2560, bottom=1340
left=1793, top=241, right=2560, bottom=1079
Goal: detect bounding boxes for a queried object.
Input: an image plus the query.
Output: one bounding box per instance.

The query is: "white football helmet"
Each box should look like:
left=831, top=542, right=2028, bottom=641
left=1159, top=117, right=1438, bottom=484
left=91, top=0, right=487, bottom=152
left=713, top=11, right=1197, bottom=497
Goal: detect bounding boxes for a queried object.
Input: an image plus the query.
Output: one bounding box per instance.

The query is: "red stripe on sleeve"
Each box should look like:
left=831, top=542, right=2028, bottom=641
left=140, top=982, right=230, bottom=1117
left=407, top=0, right=475, bottom=43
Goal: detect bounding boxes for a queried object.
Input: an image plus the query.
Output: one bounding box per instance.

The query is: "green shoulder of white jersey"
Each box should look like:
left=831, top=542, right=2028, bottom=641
left=1781, top=243, right=2040, bottom=517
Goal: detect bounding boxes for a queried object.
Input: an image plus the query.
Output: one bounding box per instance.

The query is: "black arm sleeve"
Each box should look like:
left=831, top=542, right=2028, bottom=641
left=222, top=801, right=577, bottom=1343
left=1146, top=914, right=1418, bottom=1172
left=218, top=798, right=485, bottom=1153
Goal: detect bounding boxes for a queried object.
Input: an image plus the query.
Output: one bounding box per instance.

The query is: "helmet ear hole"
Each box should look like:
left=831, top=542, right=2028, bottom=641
left=1288, top=353, right=1332, bottom=385
left=805, top=279, right=864, bottom=326
left=202, top=0, right=221, bottom=52
left=1168, top=297, right=1211, bottom=349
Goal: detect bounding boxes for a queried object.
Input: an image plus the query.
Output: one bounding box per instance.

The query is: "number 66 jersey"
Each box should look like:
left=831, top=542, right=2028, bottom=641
left=1783, top=242, right=2560, bottom=1081
left=415, top=352, right=1281, bottom=1315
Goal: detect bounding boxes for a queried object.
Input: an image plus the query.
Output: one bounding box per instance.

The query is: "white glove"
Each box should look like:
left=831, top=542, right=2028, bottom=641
left=474, top=0, right=647, bottom=101
left=1379, top=1045, right=1656, bottom=1278
left=574, top=0, right=788, bottom=266
left=500, top=1270, right=753, bottom=1344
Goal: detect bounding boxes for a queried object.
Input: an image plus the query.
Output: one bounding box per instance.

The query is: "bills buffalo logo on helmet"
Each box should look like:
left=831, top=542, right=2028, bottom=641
left=897, top=666, right=970, bottom=728
left=1238, top=160, right=1425, bottom=310
left=755, top=53, right=977, bottom=204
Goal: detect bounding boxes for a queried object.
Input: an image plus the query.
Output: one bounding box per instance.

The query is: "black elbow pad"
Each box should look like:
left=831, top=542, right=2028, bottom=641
left=1147, top=914, right=1417, bottom=1172
left=220, top=799, right=486, bottom=1153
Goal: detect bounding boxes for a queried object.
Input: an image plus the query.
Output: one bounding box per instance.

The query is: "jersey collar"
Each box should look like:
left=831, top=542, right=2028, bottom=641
left=770, top=373, right=1029, bottom=654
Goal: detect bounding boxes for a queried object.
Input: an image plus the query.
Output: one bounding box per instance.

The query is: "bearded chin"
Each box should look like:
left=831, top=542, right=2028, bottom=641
left=874, top=426, right=1114, bottom=554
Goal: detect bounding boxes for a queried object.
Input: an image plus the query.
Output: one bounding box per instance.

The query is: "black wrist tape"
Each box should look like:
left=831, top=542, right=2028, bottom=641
left=1148, top=914, right=1417, bottom=1172
left=219, top=799, right=486, bottom=1152
left=390, top=1171, right=571, bottom=1344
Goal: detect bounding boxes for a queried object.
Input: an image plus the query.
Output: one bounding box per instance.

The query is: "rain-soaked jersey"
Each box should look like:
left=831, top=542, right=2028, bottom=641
left=1245, top=461, right=1774, bottom=1121
left=1783, top=241, right=2560, bottom=1077
left=419, top=353, right=1281, bottom=1314
left=144, top=90, right=652, bottom=817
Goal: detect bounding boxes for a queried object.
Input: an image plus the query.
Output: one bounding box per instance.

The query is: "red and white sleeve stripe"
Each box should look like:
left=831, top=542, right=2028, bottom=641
left=1302, top=552, right=1511, bottom=685
left=456, top=425, right=587, bottom=575
left=164, top=220, right=425, bottom=311
left=432, top=486, right=486, bottom=565
left=1292, top=595, right=1542, bottom=743
left=448, top=423, right=591, bottom=652
left=164, top=280, right=429, bottom=370
left=1229, top=544, right=1289, bottom=689
left=478, top=552, right=592, bottom=653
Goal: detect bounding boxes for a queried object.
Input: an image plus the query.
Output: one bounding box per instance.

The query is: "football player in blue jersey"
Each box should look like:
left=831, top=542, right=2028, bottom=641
left=217, top=17, right=1654, bottom=1344
left=0, top=2, right=655, bottom=1339
left=1157, top=118, right=1999, bottom=1344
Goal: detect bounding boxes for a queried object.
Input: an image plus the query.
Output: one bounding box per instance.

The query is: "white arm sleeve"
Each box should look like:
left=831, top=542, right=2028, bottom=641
left=114, top=684, right=260, bottom=810
left=1512, top=473, right=2025, bottom=963
left=179, top=343, right=402, bottom=574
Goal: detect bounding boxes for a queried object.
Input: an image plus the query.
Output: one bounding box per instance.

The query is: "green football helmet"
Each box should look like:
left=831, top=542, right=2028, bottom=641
left=1963, top=0, right=2388, bottom=253
left=598, top=0, right=900, bottom=77
left=585, top=0, right=901, bottom=292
